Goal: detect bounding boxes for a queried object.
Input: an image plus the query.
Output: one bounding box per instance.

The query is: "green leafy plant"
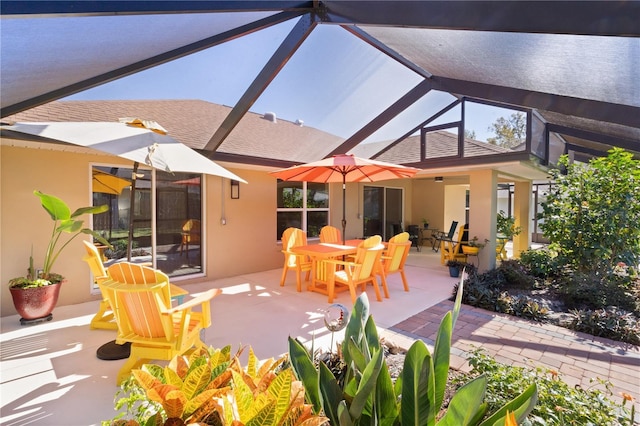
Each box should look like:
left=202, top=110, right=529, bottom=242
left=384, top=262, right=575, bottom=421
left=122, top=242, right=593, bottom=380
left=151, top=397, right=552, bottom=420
left=540, top=148, right=640, bottom=275
left=104, top=345, right=328, bottom=425
left=9, top=190, right=109, bottom=288
left=468, top=236, right=489, bottom=249
left=289, top=276, right=538, bottom=425
left=519, top=249, right=557, bottom=278
left=496, top=211, right=521, bottom=239
left=464, top=348, right=635, bottom=425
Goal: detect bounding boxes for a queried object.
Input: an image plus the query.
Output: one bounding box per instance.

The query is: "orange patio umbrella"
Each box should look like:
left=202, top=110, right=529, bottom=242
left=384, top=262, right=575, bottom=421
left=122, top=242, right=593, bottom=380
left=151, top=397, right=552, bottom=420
left=270, top=154, right=420, bottom=244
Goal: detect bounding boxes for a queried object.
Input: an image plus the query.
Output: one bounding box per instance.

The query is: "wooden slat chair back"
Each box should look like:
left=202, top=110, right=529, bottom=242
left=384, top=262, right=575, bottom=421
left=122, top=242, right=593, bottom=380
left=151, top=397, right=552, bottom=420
left=440, top=224, right=469, bottom=264
left=378, top=232, right=412, bottom=294
left=314, top=235, right=386, bottom=303
left=105, top=263, right=173, bottom=337
left=82, top=240, right=117, bottom=330
left=83, top=241, right=189, bottom=329
left=319, top=225, right=342, bottom=244
left=101, top=262, right=221, bottom=384
left=279, top=227, right=312, bottom=292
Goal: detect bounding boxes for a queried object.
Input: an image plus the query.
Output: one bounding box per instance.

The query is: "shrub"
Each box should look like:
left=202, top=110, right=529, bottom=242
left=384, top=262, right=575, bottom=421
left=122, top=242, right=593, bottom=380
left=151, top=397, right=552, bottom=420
left=556, top=270, right=638, bottom=313
left=519, top=249, right=557, bottom=278
left=568, top=307, right=640, bottom=345
left=498, top=259, right=537, bottom=290
left=465, top=348, right=635, bottom=426
left=457, top=263, right=548, bottom=322
left=290, top=281, right=538, bottom=425
left=540, top=148, right=640, bottom=275
left=496, top=293, right=549, bottom=322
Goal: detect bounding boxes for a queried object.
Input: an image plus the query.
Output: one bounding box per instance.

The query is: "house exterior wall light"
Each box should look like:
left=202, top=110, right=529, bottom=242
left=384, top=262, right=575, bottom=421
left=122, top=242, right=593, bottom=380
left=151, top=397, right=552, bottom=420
left=230, top=179, right=240, bottom=199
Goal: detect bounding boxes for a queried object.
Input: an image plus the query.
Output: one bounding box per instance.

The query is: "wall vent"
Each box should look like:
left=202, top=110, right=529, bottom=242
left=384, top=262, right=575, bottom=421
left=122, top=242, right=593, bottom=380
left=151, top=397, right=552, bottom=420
left=263, top=112, right=277, bottom=123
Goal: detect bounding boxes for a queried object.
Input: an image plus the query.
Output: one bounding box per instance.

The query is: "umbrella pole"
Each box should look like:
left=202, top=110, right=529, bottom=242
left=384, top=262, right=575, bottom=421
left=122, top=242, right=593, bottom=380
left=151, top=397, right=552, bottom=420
left=127, top=162, right=139, bottom=262
left=341, top=174, right=347, bottom=245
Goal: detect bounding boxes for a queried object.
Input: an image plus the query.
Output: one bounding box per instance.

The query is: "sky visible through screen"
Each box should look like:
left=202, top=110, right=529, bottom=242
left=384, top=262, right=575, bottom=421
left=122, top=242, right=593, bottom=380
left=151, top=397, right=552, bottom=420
left=66, top=19, right=510, bottom=144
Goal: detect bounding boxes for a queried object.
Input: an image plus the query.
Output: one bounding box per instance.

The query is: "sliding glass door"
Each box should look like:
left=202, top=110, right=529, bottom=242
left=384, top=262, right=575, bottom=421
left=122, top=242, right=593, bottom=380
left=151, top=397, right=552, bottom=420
left=91, top=165, right=202, bottom=279
left=363, top=186, right=403, bottom=241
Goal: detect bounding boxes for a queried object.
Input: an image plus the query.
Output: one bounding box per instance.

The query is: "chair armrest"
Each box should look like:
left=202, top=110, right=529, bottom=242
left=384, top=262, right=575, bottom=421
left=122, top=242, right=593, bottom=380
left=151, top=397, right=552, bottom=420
left=324, top=259, right=355, bottom=268
left=166, top=288, right=222, bottom=314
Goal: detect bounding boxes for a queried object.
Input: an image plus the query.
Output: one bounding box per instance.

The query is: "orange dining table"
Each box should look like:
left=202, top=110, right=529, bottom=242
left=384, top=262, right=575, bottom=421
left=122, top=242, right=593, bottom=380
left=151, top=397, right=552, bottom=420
left=291, top=239, right=363, bottom=292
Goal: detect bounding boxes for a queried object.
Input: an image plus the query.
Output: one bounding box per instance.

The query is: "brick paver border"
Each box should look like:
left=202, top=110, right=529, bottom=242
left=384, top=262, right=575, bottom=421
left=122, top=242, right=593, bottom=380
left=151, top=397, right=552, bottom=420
left=390, top=300, right=640, bottom=404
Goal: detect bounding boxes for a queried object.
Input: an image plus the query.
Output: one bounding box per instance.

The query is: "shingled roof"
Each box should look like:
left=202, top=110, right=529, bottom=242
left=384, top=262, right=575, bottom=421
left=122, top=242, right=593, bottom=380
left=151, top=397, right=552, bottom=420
left=5, top=99, right=514, bottom=167
left=351, top=131, right=511, bottom=164
left=3, top=100, right=345, bottom=165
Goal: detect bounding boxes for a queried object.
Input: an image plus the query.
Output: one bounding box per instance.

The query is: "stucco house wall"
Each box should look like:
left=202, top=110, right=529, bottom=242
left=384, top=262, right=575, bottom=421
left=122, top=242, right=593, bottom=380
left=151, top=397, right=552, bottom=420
left=0, top=142, right=422, bottom=316
left=0, top=144, right=289, bottom=316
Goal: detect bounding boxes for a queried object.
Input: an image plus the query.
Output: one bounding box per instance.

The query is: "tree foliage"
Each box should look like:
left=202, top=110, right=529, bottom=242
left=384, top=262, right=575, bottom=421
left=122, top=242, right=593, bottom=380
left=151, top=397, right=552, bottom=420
left=486, top=113, right=525, bottom=148
left=540, top=148, right=640, bottom=273
left=464, top=129, right=477, bottom=140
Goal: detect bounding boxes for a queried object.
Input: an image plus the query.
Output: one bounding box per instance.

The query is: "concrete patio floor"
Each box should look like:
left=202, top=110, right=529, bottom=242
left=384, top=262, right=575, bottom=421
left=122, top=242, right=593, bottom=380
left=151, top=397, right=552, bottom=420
left=1, top=248, right=638, bottom=425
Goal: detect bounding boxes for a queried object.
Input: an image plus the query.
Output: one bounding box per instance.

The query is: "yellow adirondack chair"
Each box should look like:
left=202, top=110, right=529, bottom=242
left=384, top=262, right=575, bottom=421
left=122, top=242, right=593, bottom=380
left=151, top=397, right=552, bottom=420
left=313, top=235, right=385, bottom=303
left=83, top=241, right=117, bottom=330
left=319, top=225, right=341, bottom=244
left=440, top=224, right=469, bottom=264
left=100, top=262, right=222, bottom=384
left=83, top=241, right=189, bottom=330
left=280, top=227, right=312, bottom=292
left=377, top=232, right=412, bottom=295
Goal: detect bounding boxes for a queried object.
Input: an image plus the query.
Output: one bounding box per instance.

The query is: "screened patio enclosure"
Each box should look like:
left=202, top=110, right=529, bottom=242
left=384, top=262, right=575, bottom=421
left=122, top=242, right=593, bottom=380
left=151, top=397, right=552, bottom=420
left=1, top=1, right=638, bottom=167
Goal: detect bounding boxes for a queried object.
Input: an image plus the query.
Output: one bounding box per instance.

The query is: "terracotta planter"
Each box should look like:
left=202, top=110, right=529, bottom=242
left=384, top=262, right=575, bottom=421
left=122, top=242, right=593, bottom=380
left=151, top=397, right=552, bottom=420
left=462, top=246, right=479, bottom=255
left=10, top=283, right=62, bottom=324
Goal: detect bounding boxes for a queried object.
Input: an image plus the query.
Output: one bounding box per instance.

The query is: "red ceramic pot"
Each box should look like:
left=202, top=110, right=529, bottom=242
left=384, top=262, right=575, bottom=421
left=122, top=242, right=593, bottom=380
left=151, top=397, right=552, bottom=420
left=10, top=283, right=62, bottom=322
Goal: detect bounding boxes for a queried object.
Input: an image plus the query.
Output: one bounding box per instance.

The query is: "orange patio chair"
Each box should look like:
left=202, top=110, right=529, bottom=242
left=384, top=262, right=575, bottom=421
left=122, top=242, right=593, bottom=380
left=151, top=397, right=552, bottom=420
left=377, top=232, right=412, bottom=295
left=319, top=225, right=342, bottom=244
left=279, top=227, right=312, bottom=292
left=313, top=235, right=386, bottom=303
left=101, top=262, right=222, bottom=384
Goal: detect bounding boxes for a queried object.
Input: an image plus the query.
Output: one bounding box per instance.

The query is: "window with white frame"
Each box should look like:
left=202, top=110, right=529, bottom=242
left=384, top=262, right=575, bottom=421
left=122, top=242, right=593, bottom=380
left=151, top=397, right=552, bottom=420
left=276, top=180, right=329, bottom=240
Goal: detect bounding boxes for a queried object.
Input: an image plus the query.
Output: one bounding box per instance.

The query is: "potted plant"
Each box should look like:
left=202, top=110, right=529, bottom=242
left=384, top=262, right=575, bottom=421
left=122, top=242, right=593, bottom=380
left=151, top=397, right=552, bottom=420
left=445, top=259, right=469, bottom=277
left=8, top=190, right=109, bottom=325
left=462, top=236, right=489, bottom=255
left=421, top=218, right=429, bottom=229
